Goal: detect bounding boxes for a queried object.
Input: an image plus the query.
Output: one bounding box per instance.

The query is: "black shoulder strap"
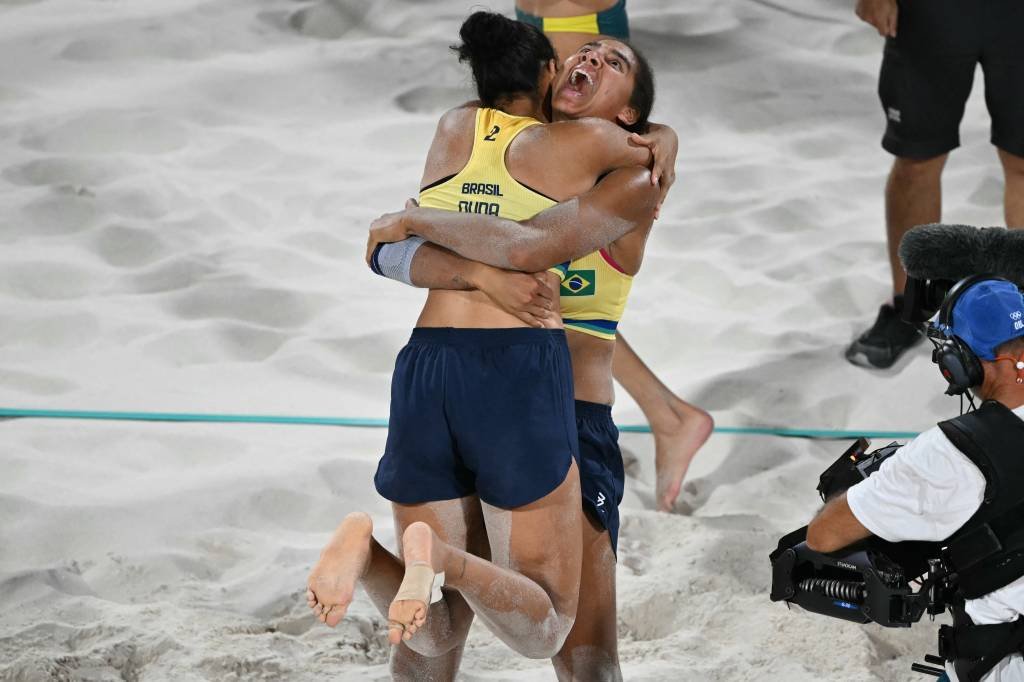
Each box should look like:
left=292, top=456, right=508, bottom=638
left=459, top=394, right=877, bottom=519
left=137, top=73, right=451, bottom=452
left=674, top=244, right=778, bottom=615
left=938, top=401, right=1024, bottom=502
left=939, top=402, right=1024, bottom=598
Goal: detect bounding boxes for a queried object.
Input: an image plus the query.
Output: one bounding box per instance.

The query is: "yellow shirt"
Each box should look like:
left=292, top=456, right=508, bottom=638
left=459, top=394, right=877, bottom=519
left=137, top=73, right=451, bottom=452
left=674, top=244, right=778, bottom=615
left=560, top=248, right=633, bottom=340
left=419, top=107, right=567, bottom=281
left=420, top=108, right=557, bottom=222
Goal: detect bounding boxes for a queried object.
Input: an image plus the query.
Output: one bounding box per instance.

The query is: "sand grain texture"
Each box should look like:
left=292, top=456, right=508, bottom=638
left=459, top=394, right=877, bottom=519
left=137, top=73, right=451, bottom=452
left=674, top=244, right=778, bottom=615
left=0, top=0, right=1004, bottom=679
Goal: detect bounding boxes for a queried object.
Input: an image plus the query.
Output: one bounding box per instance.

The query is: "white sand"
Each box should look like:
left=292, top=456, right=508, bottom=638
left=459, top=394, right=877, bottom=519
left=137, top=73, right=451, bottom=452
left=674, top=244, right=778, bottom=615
left=0, top=0, right=1006, bottom=679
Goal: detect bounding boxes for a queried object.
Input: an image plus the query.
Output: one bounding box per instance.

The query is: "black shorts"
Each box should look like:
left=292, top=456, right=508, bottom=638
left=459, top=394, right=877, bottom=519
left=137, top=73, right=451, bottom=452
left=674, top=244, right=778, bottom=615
left=575, top=400, right=624, bottom=555
left=374, top=328, right=578, bottom=509
left=879, top=0, right=1024, bottom=159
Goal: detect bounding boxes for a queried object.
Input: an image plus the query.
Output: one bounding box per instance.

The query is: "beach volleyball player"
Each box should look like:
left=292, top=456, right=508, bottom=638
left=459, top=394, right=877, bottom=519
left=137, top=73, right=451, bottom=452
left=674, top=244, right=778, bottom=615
left=364, top=18, right=678, bottom=682
left=307, top=12, right=670, bottom=677
left=517, top=0, right=712, bottom=514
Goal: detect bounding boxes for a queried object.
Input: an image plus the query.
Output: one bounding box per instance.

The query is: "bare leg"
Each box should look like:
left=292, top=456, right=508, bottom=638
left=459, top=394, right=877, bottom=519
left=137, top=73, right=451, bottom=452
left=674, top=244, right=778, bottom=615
left=391, top=461, right=584, bottom=659
left=885, top=154, right=947, bottom=295
left=306, top=498, right=485, bottom=677
left=389, top=645, right=464, bottom=682
left=306, top=512, right=383, bottom=625
left=552, top=513, right=621, bottom=682
left=612, top=333, right=713, bottom=512
left=386, top=498, right=488, bottom=657
left=998, top=148, right=1024, bottom=228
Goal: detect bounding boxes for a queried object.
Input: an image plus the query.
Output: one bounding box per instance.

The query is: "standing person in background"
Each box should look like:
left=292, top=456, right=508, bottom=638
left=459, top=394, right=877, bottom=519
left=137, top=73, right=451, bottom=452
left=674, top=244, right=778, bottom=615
left=517, top=0, right=713, bottom=513
left=846, top=0, right=1024, bottom=370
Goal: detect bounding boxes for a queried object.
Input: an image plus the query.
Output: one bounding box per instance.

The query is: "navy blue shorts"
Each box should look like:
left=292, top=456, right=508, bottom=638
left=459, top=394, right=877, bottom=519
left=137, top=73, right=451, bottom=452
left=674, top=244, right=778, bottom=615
left=575, top=400, right=624, bottom=555
left=375, top=328, right=578, bottom=509
left=879, top=0, right=1024, bottom=158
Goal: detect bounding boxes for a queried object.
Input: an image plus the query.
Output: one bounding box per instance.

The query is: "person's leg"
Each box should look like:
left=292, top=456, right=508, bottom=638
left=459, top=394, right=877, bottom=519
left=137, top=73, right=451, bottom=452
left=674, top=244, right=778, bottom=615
left=845, top=155, right=946, bottom=369
left=306, top=520, right=468, bottom=679
left=307, top=496, right=485, bottom=665
left=980, top=0, right=1024, bottom=228
left=551, top=513, right=620, bottom=682
left=848, top=0, right=977, bottom=369
left=885, top=154, right=948, bottom=295
left=390, top=460, right=584, bottom=659
left=998, top=149, right=1024, bottom=228
left=385, top=498, right=486, bottom=657
left=612, top=334, right=712, bottom=511
left=389, top=645, right=464, bottom=682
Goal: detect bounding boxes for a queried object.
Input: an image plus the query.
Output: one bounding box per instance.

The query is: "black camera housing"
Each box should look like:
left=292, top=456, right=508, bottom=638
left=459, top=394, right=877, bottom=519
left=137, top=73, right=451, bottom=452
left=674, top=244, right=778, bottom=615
left=902, top=276, right=956, bottom=325
left=769, top=439, right=947, bottom=628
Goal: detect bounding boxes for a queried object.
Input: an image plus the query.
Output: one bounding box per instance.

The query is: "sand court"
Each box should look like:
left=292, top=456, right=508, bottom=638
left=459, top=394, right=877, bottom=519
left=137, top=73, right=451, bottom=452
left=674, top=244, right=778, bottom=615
left=0, top=0, right=1009, bottom=679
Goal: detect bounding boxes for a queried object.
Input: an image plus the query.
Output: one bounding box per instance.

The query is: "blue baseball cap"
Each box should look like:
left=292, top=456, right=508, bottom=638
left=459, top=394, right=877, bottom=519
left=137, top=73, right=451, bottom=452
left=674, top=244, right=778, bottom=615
left=951, top=279, right=1024, bottom=361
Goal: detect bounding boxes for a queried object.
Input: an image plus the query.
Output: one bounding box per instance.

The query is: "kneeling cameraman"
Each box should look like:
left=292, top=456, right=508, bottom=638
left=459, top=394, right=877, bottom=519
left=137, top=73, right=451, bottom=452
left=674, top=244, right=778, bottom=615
left=807, top=276, right=1024, bottom=682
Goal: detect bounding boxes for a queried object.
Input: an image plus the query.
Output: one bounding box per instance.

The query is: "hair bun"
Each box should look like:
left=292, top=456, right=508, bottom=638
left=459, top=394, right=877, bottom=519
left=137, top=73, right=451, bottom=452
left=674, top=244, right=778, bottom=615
left=456, top=11, right=520, bottom=64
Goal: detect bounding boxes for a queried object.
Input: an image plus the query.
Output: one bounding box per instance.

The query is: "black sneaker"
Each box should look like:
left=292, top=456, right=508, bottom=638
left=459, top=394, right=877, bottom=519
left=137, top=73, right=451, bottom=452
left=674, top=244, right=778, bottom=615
left=845, top=298, right=923, bottom=369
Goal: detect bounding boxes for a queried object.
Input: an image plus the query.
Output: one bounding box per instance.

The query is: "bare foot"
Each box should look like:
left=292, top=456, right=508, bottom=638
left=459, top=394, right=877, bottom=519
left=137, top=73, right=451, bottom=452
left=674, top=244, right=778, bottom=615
left=654, top=403, right=714, bottom=512
left=306, top=511, right=373, bottom=628
left=388, top=521, right=447, bottom=645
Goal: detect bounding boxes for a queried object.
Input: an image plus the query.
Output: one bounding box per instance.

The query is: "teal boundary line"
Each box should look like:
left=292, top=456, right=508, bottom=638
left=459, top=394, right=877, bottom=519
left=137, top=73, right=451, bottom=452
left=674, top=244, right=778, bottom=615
left=0, top=407, right=920, bottom=440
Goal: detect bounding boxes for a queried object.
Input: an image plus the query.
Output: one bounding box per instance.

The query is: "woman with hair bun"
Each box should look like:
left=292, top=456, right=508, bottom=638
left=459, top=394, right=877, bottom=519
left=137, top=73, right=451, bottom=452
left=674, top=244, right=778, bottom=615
left=307, top=11, right=672, bottom=678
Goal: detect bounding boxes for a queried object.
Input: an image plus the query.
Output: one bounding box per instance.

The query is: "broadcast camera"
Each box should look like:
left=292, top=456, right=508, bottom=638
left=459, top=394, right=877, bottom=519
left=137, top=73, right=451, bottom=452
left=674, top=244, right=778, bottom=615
left=899, top=223, right=1024, bottom=325
left=769, top=440, right=954, bottom=677
left=768, top=224, right=1024, bottom=679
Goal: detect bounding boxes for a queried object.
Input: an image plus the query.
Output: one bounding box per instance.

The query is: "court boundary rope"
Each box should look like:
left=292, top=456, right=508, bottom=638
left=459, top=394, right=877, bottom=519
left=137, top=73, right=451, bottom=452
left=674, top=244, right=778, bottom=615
left=0, top=407, right=920, bottom=440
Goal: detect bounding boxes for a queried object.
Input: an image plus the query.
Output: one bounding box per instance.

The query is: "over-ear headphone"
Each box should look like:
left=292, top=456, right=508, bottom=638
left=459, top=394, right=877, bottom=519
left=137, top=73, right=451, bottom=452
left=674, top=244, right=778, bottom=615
left=930, top=274, right=1012, bottom=395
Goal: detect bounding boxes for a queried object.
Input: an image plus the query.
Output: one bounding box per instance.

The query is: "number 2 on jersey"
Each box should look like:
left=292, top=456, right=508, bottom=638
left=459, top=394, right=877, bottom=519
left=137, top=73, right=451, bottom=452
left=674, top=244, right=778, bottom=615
left=483, top=125, right=500, bottom=141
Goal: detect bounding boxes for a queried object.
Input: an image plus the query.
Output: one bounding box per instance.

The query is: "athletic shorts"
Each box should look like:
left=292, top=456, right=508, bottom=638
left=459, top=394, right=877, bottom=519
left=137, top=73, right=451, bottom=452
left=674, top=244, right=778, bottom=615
left=374, top=327, right=578, bottom=509
left=879, top=0, right=1024, bottom=159
left=575, top=400, right=625, bottom=555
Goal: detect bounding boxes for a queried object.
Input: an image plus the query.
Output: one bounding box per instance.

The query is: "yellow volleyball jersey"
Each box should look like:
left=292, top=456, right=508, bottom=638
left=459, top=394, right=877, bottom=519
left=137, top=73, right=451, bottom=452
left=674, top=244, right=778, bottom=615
left=419, top=110, right=569, bottom=275
left=419, top=108, right=566, bottom=280
left=560, top=248, right=633, bottom=340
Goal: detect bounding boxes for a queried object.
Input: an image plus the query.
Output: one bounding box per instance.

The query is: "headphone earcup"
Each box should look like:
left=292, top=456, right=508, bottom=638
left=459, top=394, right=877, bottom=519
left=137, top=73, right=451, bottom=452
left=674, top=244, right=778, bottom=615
left=933, top=339, right=983, bottom=395
left=956, top=337, right=985, bottom=388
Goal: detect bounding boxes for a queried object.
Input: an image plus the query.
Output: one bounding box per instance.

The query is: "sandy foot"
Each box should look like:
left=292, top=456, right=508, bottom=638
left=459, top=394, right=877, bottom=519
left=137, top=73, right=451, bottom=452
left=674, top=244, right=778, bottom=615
left=388, top=521, right=446, bottom=645
left=305, top=511, right=373, bottom=628
left=655, top=403, right=715, bottom=512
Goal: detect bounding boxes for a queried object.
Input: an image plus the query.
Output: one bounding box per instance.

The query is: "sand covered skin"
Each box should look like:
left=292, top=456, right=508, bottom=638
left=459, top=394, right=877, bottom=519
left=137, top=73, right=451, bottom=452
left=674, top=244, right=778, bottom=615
left=0, top=0, right=1006, bottom=679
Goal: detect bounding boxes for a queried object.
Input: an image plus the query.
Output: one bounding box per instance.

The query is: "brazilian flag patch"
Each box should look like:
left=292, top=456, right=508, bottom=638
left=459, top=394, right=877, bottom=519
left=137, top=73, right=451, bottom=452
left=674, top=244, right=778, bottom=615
left=561, top=269, right=595, bottom=296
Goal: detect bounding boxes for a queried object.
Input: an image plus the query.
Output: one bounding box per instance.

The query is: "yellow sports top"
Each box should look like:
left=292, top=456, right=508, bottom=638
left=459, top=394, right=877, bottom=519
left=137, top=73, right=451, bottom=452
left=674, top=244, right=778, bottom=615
left=560, top=248, right=633, bottom=340
left=419, top=108, right=566, bottom=281
left=420, top=108, right=556, bottom=221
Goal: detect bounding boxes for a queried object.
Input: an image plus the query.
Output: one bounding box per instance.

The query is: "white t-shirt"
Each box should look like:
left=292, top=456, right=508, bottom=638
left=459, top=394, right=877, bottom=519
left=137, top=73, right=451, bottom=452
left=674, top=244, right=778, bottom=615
left=847, top=406, right=1024, bottom=682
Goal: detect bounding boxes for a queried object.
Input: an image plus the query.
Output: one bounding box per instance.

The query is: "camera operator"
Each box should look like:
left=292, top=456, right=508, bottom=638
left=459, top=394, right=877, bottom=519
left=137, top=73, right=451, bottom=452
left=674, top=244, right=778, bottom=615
left=807, top=277, right=1024, bottom=682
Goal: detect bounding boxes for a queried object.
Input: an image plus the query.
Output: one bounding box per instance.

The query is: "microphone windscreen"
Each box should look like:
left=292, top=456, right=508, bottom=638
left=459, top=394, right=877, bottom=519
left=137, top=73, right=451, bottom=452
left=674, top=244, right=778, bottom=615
left=900, top=223, right=1024, bottom=286
left=980, top=227, right=1024, bottom=286
left=899, top=223, right=983, bottom=281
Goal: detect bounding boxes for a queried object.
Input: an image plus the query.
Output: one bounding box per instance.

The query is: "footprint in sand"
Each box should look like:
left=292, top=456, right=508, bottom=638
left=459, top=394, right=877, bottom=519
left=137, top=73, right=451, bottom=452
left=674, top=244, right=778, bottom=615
left=60, top=32, right=211, bottom=63
left=394, top=85, right=475, bottom=115
left=3, top=157, right=133, bottom=188
left=13, top=188, right=103, bottom=238
left=0, top=368, right=77, bottom=396
left=0, top=260, right=106, bottom=300
left=143, top=322, right=290, bottom=365
left=93, top=225, right=171, bottom=268
left=20, top=110, right=188, bottom=155
left=0, top=311, right=100, bottom=350
left=127, top=257, right=216, bottom=295
left=288, top=0, right=372, bottom=40
left=168, top=282, right=328, bottom=329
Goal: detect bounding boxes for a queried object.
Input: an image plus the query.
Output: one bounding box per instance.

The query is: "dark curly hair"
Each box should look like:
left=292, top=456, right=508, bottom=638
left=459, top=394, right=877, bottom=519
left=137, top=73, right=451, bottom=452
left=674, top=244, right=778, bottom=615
left=453, top=11, right=556, bottom=107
